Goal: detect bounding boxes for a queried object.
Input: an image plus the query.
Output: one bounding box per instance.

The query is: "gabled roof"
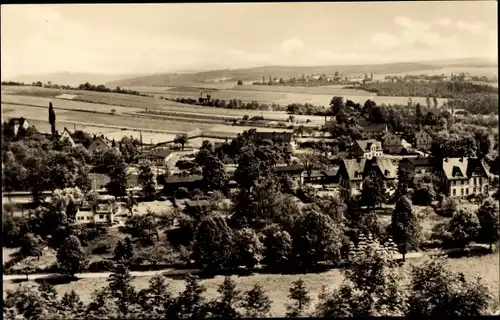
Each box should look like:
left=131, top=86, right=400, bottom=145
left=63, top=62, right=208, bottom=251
left=8, top=118, right=28, bottom=126
left=466, top=158, right=488, bottom=177
left=91, top=136, right=112, bottom=148
left=415, top=129, right=431, bottom=138
left=342, top=158, right=366, bottom=181
left=442, top=158, right=468, bottom=180
left=374, top=158, right=398, bottom=179
left=141, top=148, right=173, bottom=159
left=401, top=156, right=432, bottom=167
left=354, top=139, right=383, bottom=151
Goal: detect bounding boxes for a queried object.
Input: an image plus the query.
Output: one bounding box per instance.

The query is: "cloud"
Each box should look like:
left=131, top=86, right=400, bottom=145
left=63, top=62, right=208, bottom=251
left=456, top=21, right=485, bottom=34
left=436, top=18, right=452, bottom=27
left=394, top=16, right=430, bottom=31
left=280, top=37, right=304, bottom=53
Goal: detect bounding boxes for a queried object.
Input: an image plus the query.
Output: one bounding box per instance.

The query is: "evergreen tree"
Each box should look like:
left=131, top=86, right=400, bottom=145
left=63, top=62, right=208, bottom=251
left=476, top=198, right=500, bottom=250
left=49, top=102, right=56, bottom=136
left=207, top=276, right=242, bottom=318
left=241, top=284, right=272, bottom=317
left=138, top=160, right=156, bottom=200
left=286, top=279, right=311, bottom=317
left=390, top=196, right=422, bottom=261
left=107, top=263, right=138, bottom=316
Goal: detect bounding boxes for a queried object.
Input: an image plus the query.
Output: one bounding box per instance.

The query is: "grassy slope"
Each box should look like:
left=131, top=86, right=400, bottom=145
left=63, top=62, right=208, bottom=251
left=3, top=254, right=498, bottom=316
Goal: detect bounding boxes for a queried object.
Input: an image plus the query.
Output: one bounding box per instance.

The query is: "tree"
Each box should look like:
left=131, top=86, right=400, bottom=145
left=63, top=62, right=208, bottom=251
left=286, top=279, right=311, bottom=317
left=107, top=263, right=138, bottom=316
left=298, top=150, right=319, bottom=178
left=174, top=133, right=189, bottom=150
left=56, top=235, right=88, bottom=277
left=426, top=96, right=431, bottom=109
left=330, top=96, right=344, bottom=116
left=207, top=276, right=241, bottom=319
left=292, top=211, right=343, bottom=267
left=192, top=215, right=234, bottom=271
left=360, top=174, right=387, bottom=208
left=124, top=214, right=159, bottom=242
left=106, top=161, right=127, bottom=199
left=232, top=227, right=264, bottom=269
left=407, top=258, right=491, bottom=316
left=60, top=290, right=86, bottom=317
left=447, top=208, right=480, bottom=250
left=262, top=224, right=293, bottom=267
left=433, top=96, right=438, bottom=108
left=125, top=191, right=137, bottom=215
left=137, top=160, right=156, bottom=200
left=20, top=233, right=44, bottom=258
left=416, top=103, right=424, bottom=126
left=49, top=102, right=56, bottom=136
left=237, top=80, right=243, bottom=85
left=390, top=196, right=422, bottom=261
left=169, top=274, right=207, bottom=319
left=114, top=237, right=135, bottom=263
left=475, top=198, right=499, bottom=250
left=202, top=155, right=228, bottom=191
left=241, top=284, right=272, bottom=317
left=137, top=275, right=173, bottom=316
left=315, top=240, right=406, bottom=317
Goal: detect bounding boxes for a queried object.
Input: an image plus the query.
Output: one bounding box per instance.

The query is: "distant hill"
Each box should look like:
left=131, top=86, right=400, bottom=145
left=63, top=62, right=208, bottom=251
left=107, top=58, right=498, bottom=87
left=5, top=72, right=149, bottom=87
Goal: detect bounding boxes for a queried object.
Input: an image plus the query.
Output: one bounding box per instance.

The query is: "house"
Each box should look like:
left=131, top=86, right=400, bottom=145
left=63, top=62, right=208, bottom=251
left=8, top=118, right=30, bottom=135
left=274, top=164, right=304, bottom=185
left=338, top=157, right=397, bottom=200
left=398, top=157, right=434, bottom=186
left=414, top=130, right=432, bottom=151
left=88, top=136, right=112, bottom=153
left=381, top=132, right=403, bottom=154
left=75, top=195, right=118, bottom=225
left=138, top=149, right=173, bottom=166
left=438, top=157, right=490, bottom=198
left=350, top=139, right=383, bottom=159
left=301, top=167, right=339, bottom=187
left=162, top=175, right=204, bottom=196
left=59, top=127, right=76, bottom=147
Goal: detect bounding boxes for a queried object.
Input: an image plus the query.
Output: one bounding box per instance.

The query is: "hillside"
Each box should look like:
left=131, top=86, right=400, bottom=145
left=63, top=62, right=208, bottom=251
left=6, top=72, right=148, bottom=87
left=107, top=58, right=498, bottom=87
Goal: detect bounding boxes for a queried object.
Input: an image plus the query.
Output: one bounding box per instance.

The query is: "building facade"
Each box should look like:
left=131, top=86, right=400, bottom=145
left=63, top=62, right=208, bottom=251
left=351, top=140, right=384, bottom=159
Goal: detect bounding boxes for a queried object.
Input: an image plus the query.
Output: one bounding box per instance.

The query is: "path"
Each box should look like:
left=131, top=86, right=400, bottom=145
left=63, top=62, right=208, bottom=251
left=4, top=245, right=493, bottom=282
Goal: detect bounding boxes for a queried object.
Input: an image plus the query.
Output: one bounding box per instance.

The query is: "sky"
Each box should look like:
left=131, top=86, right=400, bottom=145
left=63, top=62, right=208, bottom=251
left=1, top=2, right=497, bottom=79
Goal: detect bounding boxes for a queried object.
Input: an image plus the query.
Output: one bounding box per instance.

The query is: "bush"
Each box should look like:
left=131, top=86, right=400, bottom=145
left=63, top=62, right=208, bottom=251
left=176, top=187, right=189, bottom=199
left=87, top=259, right=115, bottom=272
left=91, top=240, right=113, bottom=254
left=434, top=196, right=457, bottom=217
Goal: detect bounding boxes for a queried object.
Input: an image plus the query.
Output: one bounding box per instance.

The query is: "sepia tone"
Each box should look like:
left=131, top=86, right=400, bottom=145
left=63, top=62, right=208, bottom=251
left=2, top=1, right=499, bottom=318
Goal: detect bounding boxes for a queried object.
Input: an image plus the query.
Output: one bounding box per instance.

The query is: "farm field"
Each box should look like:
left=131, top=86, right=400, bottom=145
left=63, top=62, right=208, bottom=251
left=3, top=254, right=498, bottom=316
left=2, top=104, right=208, bottom=133
left=230, top=84, right=374, bottom=96
left=2, top=86, right=327, bottom=123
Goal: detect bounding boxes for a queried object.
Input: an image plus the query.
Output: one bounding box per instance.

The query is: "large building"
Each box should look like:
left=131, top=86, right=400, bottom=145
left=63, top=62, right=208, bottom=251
left=381, top=132, right=404, bottom=154
left=414, top=129, right=433, bottom=151
left=350, top=139, right=383, bottom=159
left=437, top=157, right=490, bottom=198
left=138, top=149, right=173, bottom=166
left=338, top=157, right=397, bottom=200
left=88, top=136, right=112, bottom=153
left=75, top=195, right=119, bottom=225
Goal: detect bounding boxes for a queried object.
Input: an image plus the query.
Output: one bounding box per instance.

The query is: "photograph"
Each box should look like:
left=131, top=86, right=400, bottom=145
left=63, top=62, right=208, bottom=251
left=2, top=1, right=499, bottom=318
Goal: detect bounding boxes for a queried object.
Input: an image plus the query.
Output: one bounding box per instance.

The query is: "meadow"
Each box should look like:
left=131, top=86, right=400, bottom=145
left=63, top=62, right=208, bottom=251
left=374, top=66, right=498, bottom=80
left=3, top=254, right=498, bottom=317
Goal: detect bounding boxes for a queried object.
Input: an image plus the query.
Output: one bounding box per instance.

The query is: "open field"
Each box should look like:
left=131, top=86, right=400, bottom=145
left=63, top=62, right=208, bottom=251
left=229, top=84, right=375, bottom=96
left=2, top=104, right=208, bottom=133
left=373, top=66, right=498, bottom=80
left=3, top=254, right=498, bottom=316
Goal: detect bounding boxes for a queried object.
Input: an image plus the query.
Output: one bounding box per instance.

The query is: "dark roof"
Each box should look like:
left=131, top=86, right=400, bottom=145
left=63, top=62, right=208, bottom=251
left=342, top=157, right=397, bottom=181
left=342, top=158, right=366, bottom=181
left=466, top=158, right=488, bottom=177
left=274, top=164, right=304, bottom=173
left=164, top=175, right=203, bottom=184
left=8, top=118, right=28, bottom=126
left=141, top=149, right=173, bottom=159
left=408, top=157, right=432, bottom=167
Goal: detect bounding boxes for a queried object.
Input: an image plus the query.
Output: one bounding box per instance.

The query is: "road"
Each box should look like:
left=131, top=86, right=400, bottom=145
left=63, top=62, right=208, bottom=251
left=4, top=245, right=493, bottom=282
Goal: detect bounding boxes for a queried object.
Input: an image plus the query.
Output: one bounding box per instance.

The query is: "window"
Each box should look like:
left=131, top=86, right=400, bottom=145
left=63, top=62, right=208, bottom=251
left=473, top=187, right=476, bottom=193
left=474, top=178, right=478, bottom=185
left=479, top=177, right=482, bottom=185
left=466, top=188, right=469, bottom=195
left=453, top=181, right=456, bottom=186
left=461, top=188, right=464, bottom=196
left=87, top=216, right=91, bottom=220
left=453, top=189, right=456, bottom=196
left=99, top=214, right=104, bottom=219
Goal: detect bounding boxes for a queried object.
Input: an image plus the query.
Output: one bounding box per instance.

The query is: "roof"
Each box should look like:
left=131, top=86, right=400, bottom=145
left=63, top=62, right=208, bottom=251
left=442, top=158, right=468, bottom=180
left=91, top=136, right=112, bottom=148
left=374, top=158, right=398, bottom=179
left=342, top=158, right=367, bottom=181
left=415, top=129, right=431, bottom=138
left=354, top=139, right=383, bottom=151
left=8, top=118, right=28, bottom=126
left=274, top=164, right=304, bottom=173
left=141, top=149, right=173, bottom=159
left=402, top=157, right=432, bottom=167
left=324, top=167, right=339, bottom=177
left=164, top=175, right=203, bottom=184
left=360, top=123, right=388, bottom=133
left=466, top=158, right=488, bottom=177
